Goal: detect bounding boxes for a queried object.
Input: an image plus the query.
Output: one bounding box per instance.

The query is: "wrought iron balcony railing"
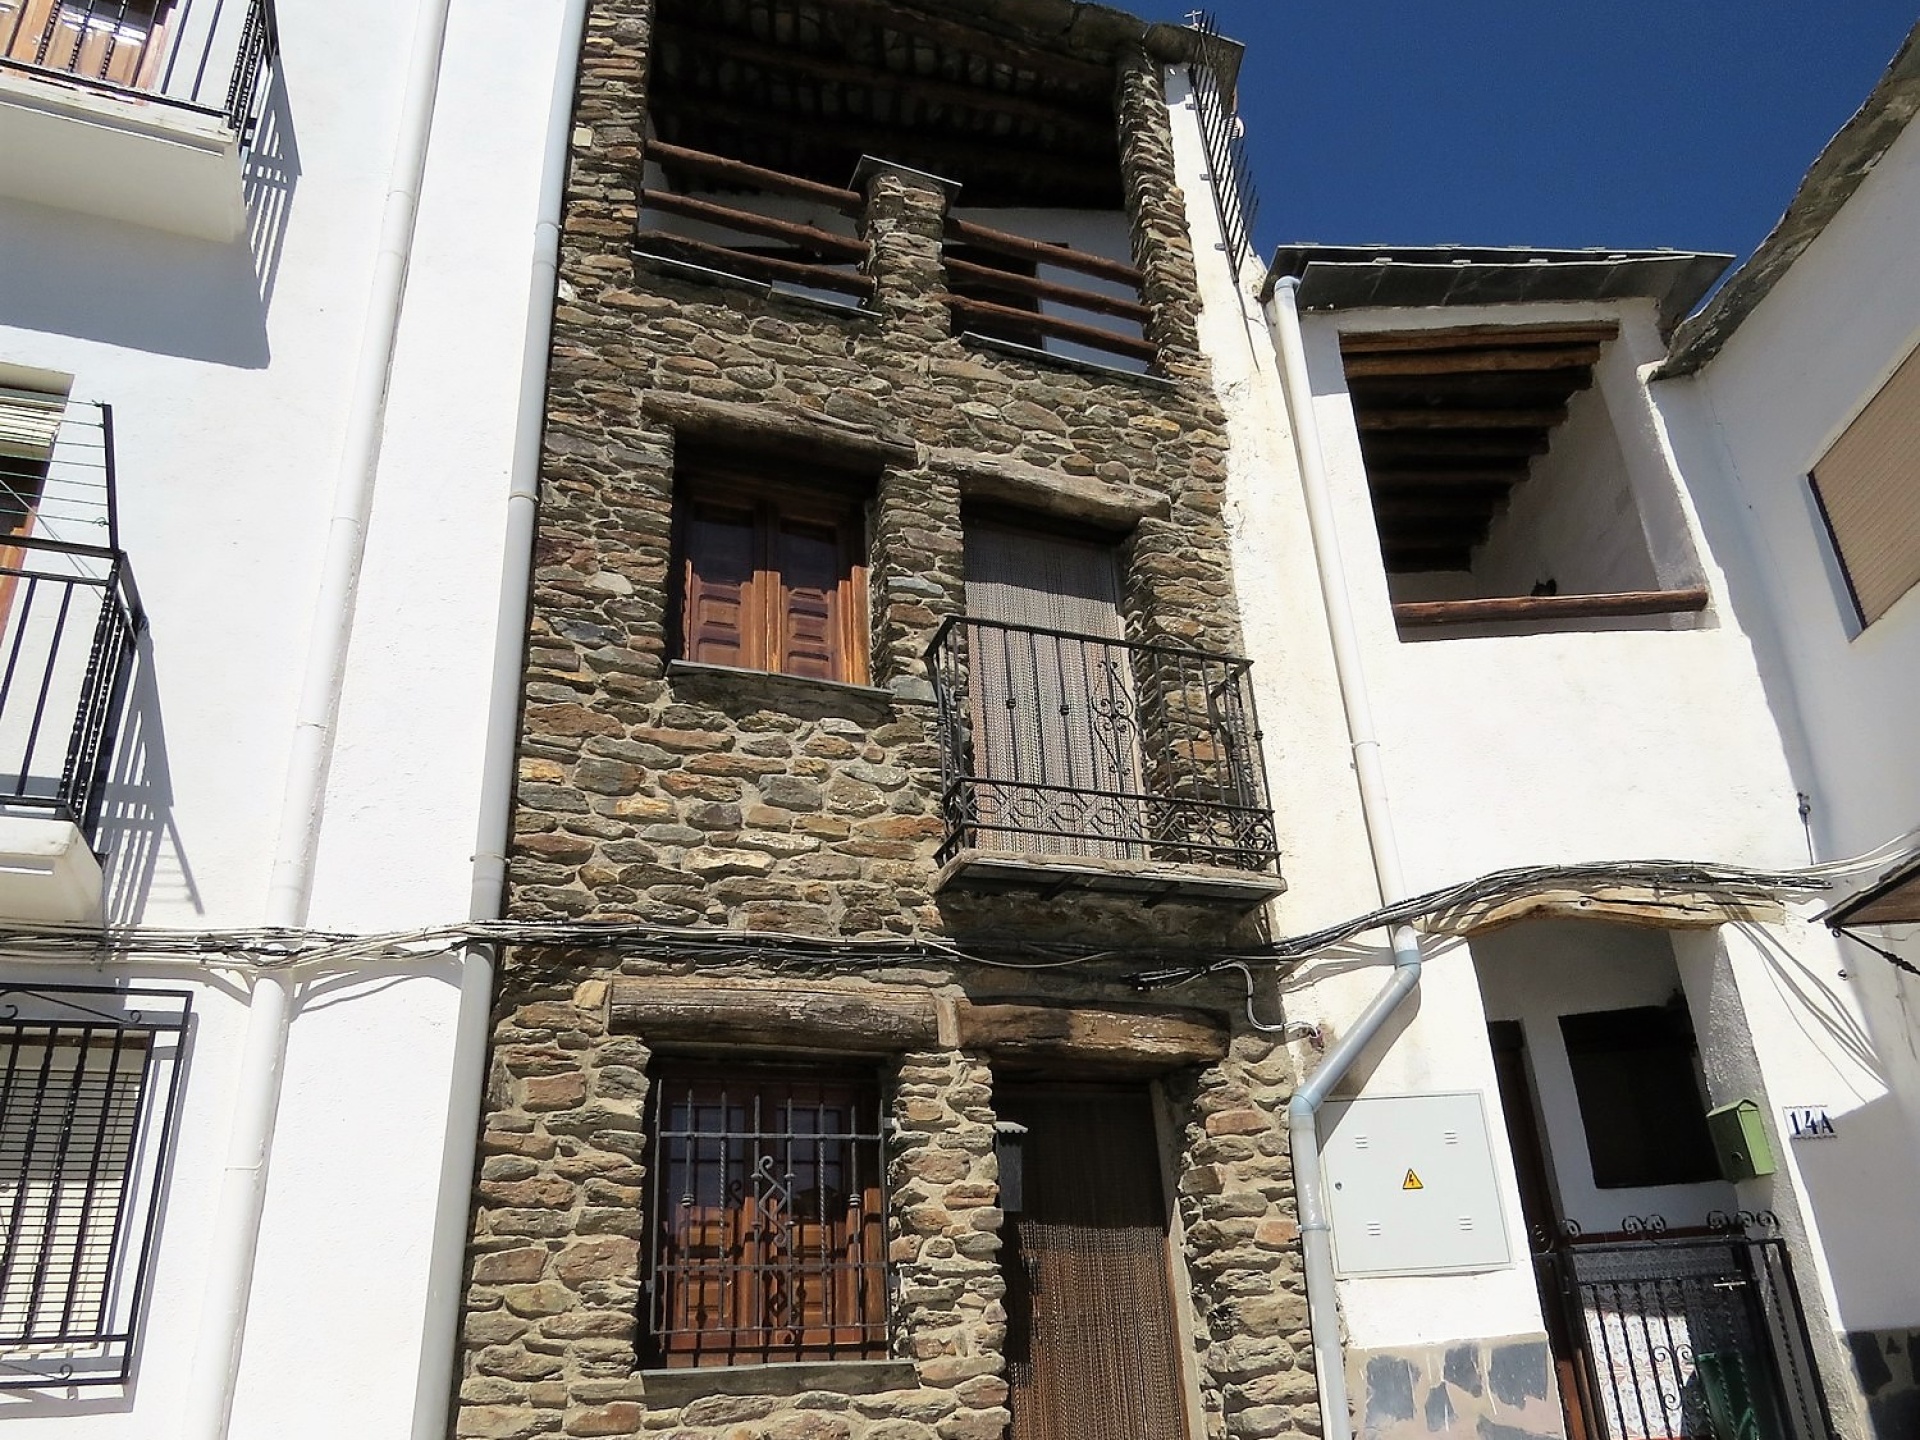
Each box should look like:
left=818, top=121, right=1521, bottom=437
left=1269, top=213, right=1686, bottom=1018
left=1, top=0, right=277, bottom=138
left=0, top=401, right=143, bottom=840
left=926, top=616, right=1278, bottom=873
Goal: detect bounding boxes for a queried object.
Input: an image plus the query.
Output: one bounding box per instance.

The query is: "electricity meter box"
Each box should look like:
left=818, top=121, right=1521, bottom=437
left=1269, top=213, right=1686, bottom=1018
left=1706, top=1098, right=1776, bottom=1181
left=1320, top=1091, right=1512, bottom=1277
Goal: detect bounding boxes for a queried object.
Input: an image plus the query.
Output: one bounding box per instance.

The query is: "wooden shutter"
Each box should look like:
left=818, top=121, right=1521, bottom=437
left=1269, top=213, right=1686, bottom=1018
left=679, top=474, right=867, bottom=683
left=1811, top=342, right=1920, bottom=626
left=963, top=520, right=1143, bottom=857
left=682, top=496, right=758, bottom=670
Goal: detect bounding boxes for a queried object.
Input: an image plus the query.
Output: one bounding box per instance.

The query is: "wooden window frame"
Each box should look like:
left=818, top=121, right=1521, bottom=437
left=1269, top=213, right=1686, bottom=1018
left=640, top=1061, right=890, bottom=1370
left=671, top=453, right=870, bottom=686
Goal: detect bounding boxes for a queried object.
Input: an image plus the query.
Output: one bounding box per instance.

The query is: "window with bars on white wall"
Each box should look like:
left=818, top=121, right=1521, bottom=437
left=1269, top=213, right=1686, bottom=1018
left=0, top=987, right=188, bottom=1390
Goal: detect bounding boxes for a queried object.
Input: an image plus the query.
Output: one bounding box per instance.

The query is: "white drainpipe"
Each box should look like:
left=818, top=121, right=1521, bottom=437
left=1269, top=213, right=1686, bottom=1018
left=408, top=0, right=590, bottom=1431
left=182, top=0, right=459, bottom=1430
left=1263, top=275, right=1425, bottom=1440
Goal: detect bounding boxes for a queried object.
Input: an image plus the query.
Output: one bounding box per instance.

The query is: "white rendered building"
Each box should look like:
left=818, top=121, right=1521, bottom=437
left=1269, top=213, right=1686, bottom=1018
left=0, top=0, right=577, bottom=1434
left=1172, top=22, right=1920, bottom=1440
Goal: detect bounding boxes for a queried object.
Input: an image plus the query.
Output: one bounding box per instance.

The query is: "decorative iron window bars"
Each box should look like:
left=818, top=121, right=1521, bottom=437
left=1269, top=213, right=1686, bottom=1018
left=1531, top=1213, right=1833, bottom=1440
left=0, top=984, right=190, bottom=1390
left=1187, top=9, right=1259, bottom=269
left=0, top=401, right=144, bottom=841
left=643, top=1066, right=890, bottom=1369
left=0, top=0, right=278, bottom=140
left=926, top=615, right=1279, bottom=871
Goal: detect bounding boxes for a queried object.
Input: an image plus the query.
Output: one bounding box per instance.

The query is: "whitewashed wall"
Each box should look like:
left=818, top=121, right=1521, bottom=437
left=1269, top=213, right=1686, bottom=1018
left=1168, top=63, right=1920, bottom=1438
left=0, top=0, right=567, bottom=1432
left=1659, top=115, right=1920, bottom=1170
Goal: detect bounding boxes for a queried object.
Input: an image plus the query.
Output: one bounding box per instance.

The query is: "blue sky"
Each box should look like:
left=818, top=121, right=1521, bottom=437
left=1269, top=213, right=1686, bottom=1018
left=1124, top=3, right=1917, bottom=262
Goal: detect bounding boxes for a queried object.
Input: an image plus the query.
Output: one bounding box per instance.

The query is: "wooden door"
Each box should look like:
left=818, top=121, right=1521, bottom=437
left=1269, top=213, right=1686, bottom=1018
left=962, top=520, right=1145, bottom=858
left=1490, top=1022, right=1594, bottom=1440
left=998, top=1085, right=1189, bottom=1440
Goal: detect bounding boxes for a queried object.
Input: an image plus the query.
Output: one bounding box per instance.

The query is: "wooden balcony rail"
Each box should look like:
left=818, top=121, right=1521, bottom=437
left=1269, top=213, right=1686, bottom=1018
left=939, top=217, right=1152, bottom=366
left=637, top=141, right=872, bottom=300
left=1392, top=586, right=1710, bottom=629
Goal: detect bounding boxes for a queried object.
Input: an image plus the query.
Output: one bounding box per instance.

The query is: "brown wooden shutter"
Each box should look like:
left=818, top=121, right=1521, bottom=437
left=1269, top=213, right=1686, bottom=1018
left=1811, top=342, right=1920, bottom=626
left=683, top=496, right=760, bottom=670
left=678, top=470, right=867, bottom=682
left=774, top=509, right=863, bottom=684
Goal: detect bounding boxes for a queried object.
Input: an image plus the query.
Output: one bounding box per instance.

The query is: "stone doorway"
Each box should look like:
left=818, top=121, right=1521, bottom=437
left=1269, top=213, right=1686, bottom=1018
left=996, top=1082, right=1188, bottom=1440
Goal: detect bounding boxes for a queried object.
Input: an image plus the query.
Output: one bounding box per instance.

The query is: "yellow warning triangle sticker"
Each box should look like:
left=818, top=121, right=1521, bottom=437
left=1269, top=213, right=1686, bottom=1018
left=1402, top=1169, right=1423, bottom=1191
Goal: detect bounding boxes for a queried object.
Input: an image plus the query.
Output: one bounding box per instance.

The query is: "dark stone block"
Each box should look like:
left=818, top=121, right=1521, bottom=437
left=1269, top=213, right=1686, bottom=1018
left=1851, top=1328, right=1896, bottom=1393
left=1444, top=1343, right=1483, bottom=1397
left=1424, top=1379, right=1457, bottom=1433
left=1365, top=1353, right=1418, bottom=1424
left=1487, top=1341, right=1549, bottom=1406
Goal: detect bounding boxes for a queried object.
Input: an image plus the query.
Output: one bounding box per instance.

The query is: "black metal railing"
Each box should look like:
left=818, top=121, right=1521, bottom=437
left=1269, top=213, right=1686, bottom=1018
left=1, top=0, right=278, bottom=139
left=0, top=401, right=143, bottom=840
left=0, top=984, right=191, bottom=1390
left=1188, top=10, right=1259, bottom=268
left=927, top=616, right=1278, bottom=871
left=1534, top=1214, right=1833, bottom=1440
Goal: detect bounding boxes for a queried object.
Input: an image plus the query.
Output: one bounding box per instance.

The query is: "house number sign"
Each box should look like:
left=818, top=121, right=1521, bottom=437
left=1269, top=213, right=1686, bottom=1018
left=1783, top=1105, right=1837, bottom=1140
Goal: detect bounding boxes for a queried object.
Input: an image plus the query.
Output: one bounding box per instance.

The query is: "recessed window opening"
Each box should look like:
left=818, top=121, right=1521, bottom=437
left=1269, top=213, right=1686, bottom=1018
left=641, top=1062, right=889, bottom=1369
left=1343, top=322, right=1705, bottom=636
left=670, top=446, right=872, bottom=687
left=1560, top=1003, right=1720, bottom=1190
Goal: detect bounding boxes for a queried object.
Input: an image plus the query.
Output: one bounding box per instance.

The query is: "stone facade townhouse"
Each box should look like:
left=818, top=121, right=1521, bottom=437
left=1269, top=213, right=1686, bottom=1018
left=451, top=3, right=1315, bottom=1438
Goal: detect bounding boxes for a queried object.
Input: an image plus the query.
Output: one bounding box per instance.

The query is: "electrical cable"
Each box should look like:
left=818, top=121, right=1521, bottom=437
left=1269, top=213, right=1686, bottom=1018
left=0, top=846, right=1903, bottom=981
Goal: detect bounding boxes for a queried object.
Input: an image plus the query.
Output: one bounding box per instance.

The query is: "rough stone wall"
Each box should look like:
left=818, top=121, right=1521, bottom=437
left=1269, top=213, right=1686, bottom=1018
left=458, top=971, right=1315, bottom=1440
left=454, top=0, right=1315, bottom=1435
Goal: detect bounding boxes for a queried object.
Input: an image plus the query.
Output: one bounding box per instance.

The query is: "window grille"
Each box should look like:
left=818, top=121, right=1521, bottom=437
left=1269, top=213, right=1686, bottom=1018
left=0, top=985, right=189, bottom=1389
left=642, top=1064, right=889, bottom=1368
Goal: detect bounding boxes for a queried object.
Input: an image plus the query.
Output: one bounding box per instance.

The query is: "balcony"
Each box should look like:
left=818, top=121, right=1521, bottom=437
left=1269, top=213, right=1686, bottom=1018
left=0, top=0, right=278, bottom=239
left=926, top=617, right=1282, bottom=906
left=0, top=400, right=142, bottom=922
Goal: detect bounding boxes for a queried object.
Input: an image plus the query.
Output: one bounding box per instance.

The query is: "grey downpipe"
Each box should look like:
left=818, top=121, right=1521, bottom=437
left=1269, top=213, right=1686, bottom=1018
left=1263, top=275, right=1424, bottom=1440
left=407, top=0, right=592, bottom=1434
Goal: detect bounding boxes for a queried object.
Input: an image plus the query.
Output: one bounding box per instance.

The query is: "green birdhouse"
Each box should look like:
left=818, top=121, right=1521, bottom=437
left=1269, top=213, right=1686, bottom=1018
left=1707, top=1099, right=1776, bottom=1181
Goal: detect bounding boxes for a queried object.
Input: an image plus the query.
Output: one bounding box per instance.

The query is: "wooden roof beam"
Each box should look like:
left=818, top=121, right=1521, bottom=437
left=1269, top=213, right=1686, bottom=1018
left=1355, top=407, right=1568, bottom=431
left=1342, top=347, right=1602, bottom=378
left=659, top=20, right=1115, bottom=136
left=1339, top=320, right=1621, bottom=354
left=800, top=0, right=1119, bottom=91
left=651, top=91, right=1121, bottom=197
left=1361, top=432, right=1553, bottom=459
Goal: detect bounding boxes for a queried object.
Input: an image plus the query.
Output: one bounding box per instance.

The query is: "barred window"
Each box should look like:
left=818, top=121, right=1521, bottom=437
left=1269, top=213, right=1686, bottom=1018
left=0, top=987, right=189, bottom=1389
left=642, top=1064, right=889, bottom=1368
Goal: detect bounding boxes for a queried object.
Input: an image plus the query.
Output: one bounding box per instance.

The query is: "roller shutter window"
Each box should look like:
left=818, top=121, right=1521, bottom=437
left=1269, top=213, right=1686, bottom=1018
left=677, top=461, right=868, bottom=685
left=1810, top=342, right=1920, bottom=627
